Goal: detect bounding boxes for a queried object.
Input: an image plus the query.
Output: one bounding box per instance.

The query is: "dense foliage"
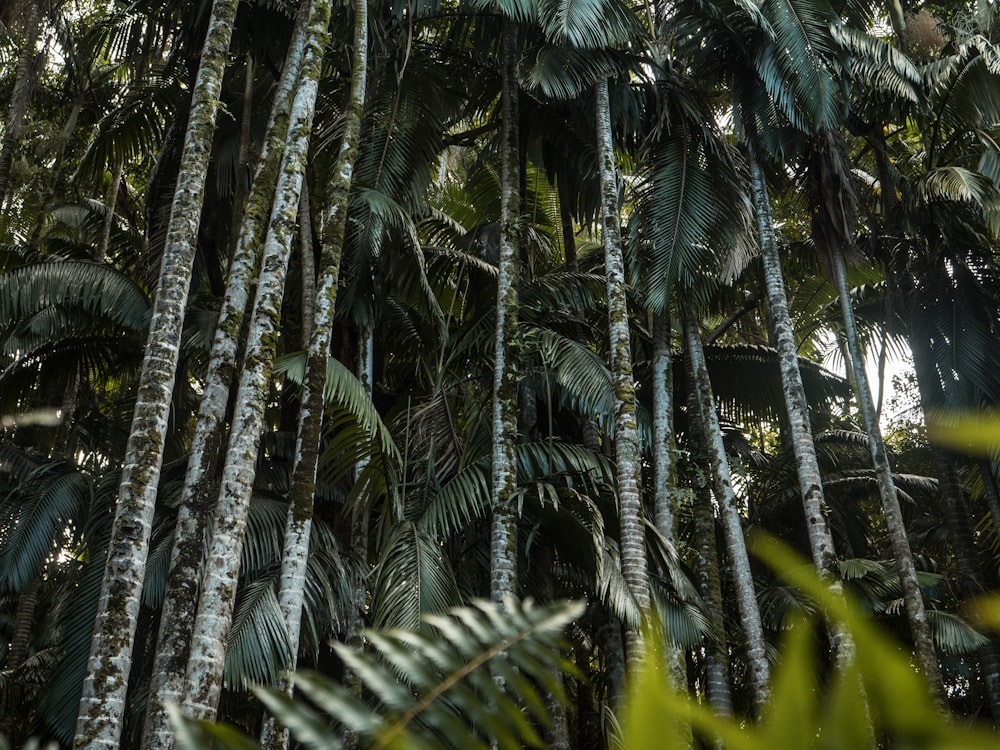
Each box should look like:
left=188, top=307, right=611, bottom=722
left=2, top=0, right=1000, bottom=747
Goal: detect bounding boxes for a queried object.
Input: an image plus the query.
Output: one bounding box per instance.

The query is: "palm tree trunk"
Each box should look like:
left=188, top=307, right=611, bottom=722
left=257, top=2, right=367, bottom=743
left=138, top=6, right=310, bottom=747
left=0, top=0, right=42, bottom=208
left=682, top=305, right=770, bottom=712
left=180, top=2, right=332, bottom=721
left=73, top=3, right=239, bottom=746
left=750, top=158, right=840, bottom=580
left=595, top=76, right=651, bottom=662
left=651, top=310, right=693, bottom=714
left=490, top=17, right=522, bottom=604
left=97, top=160, right=123, bottom=262
left=685, top=419, right=734, bottom=718
left=830, top=247, right=944, bottom=701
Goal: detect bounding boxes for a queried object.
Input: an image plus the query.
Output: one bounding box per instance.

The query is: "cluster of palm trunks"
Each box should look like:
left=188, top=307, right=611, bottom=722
left=1, top=0, right=1000, bottom=747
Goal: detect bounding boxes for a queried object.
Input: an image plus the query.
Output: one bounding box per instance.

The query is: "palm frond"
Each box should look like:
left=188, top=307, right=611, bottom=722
left=537, top=0, right=642, bottom=49
left=224, top=572, right=293, bottom=691
left=369, top=521, right=461, bottom=630
left=255, top=598, right=584, bottom=750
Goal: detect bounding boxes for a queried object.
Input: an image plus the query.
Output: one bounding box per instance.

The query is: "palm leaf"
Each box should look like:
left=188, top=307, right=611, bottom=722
left=369, top=521, right=461, bottom=630
left=255, top=598, right=584, bottom=750
left=224, top=572, right=293, bottom=691
left=537, top=0, right=642, bottom=49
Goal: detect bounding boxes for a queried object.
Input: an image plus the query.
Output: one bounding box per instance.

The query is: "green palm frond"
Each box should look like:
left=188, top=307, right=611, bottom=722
left=0, top=261, right=149, bottom=357
left=755, top=0, right=843, bottom=131
left=252, top=598, right=584, bottom=750
left=0, top=463, right=91, bottom=591
left=529, top=329, right=614, bottom=432
left=537, top=0, right=642, bottom=49
left=925, top=609, right=990, bottom=655
left=830, top=24, right=921, bottom=106
left=224, top=572, right=293, bottom=691
left=369, top=521, right=461, bottom=629
left=917, top=165, right=1000, bottom=206
left=274, top=353, right=400, bottom=464
left=518, top=46, right=624, bottom=100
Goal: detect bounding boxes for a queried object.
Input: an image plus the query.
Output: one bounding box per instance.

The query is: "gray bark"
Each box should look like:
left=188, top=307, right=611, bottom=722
left=595, top=77, right=650, bottom=664
left=0, top=0, right=41, bottom=207
left=139, top=7, right=310, bottom=745
left=830, top=247, right=944, bottom=701
left=490, top=17, right=522, bottom=605
left=73, top=3, right=239, bottom=746
left=683, top=305, right=770, bottom=713
left=259, top=1, right=367, bottom=744
left=180, top=1, right=331, bottom=720
left=685, top=424, right=734, bottom=719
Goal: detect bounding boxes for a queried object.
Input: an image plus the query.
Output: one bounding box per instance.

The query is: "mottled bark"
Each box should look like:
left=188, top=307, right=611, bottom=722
left=683, top=305, right=770, bottom=713
left=73, top=3, right=239, bottom=746
left=595, top=77, right=650, bottom=664
left=651, top=311, right=691, bottom=704
left=97, top=160, right=124, bottom=262
left=139, top=8, right=310, bottom=745
left=299, top=181, right=316, bottom=343
left=490, top=18, right=521, bottom=605
left=830, top=247, right=943, bottom=701
left=180, top=1, right=331, bottom=720
left=750, top=158, right=839, bottom=579
left=686, top=429, right=734, bottom=719
left=0, top=0, right=41, bottom=207
left=259, top=2, right=367, bottom=745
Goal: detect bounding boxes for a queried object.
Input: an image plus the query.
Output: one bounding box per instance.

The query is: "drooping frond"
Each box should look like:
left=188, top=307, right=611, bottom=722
left=247, top=598, right=584, bottom=750
left=755, top=0, right=844, bottom=131
left=223, top=571, right=293, bottom=691
left=369, top=520, right=461, bottom=629
left=537, top=0, right=643, bottom=49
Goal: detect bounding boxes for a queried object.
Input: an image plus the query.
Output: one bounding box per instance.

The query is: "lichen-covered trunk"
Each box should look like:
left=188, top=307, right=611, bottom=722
left=682, top=305, right=770, bottom=713
left=73, top=3, right=239, bottom=746
left=750, top=157, right=863, bottom=686
left=97, top=160, right=123, bottom=262
left=651, top=310, right=692, bottom=716
left=750, top=159, right=838, bottom=579
left=258, top=3, right=366, bottom=745
left=907, top=313, right=1000, bottom=720
left=490, top=17, right=522, bottom=605
left=179, top=3, right=331, bottom=720
left=0, top=0, right=41, bottom=207
left=139, top=6, right=310, bottom=746
left=830, top=247, right=943, bottom=701
left=685, top=418, right=734, bottom=719
left=595, top=77, right=650, bottom=662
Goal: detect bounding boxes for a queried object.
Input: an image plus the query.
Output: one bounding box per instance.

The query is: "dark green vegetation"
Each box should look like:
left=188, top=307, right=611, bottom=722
left=2, top=0, right=1000, bottom=747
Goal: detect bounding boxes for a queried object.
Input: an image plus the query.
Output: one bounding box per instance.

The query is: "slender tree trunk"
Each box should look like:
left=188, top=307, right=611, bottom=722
left=0, top=0, right=41, bottom=207
left=682, top=305, right=770, bottom=712
left=651, top=311, right=693, bottom=714
left=138, top=6, right=310, bottom=746
left=180, top=1, right=332, bottom=721
left=299, top=181, right=316, bottom=343
left=750, top=158, right=840, bottom=579
left=257, top=3, right=367, bottom=744
left=97, top=160, right=124, bottom=262
left=73, top=3, right=239, bottom=746
left=830, top=247, right=944, bottom=701
left=595, top=77, right=650, bottom=663
left=490, top=18, right=522, bottom=604
left=685, top=423, right=734, bottom=718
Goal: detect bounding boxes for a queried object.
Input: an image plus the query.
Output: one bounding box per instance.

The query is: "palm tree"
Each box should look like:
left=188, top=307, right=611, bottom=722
left=74, top=1, right=240, bottom=745
left=261, top=0, right=368, bottom=744
left=681, top=304, right=771, bottom=712
left=489, top=16, right=522, bottom=605
left=0, top=0, right=44, bottom=207
left=140, top=5, right=312, bottom=745
left=179, top=0, right=333, bottom=723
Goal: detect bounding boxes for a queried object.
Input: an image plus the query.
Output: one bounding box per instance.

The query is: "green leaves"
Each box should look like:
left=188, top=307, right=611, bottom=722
left=253, top=598, right=584, bottom=750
